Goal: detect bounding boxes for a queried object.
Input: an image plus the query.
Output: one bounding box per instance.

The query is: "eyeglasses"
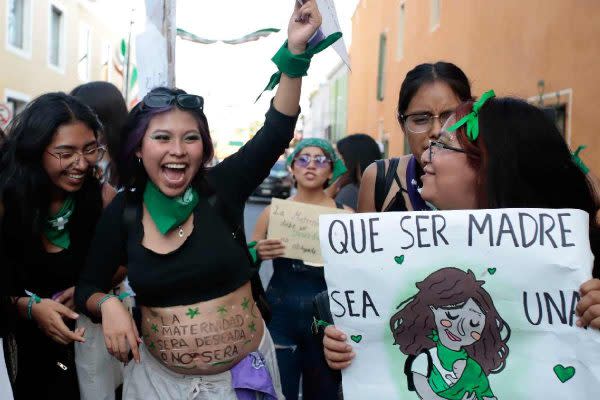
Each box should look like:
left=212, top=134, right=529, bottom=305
left=47, top=146, right=106, bottom=169
left=143, top=93, right=204, bottom=110
left=400, top=111, right=454, bottom=134
left=427, top=140, right=465, bottom=163
left=294, top=154, right=332, bottom=169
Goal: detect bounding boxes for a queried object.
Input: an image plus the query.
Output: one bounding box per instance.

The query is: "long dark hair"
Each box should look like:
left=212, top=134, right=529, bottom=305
left=117, top=87, right=214, bottom=199
left=453, top=97, right=600, bottom=276
left=0, top=92, right=103, bottom=252
left=397, top=62, right=472, bottom=123
left=71, top=81, right=128, bottom=185
left=390, top=268, right=510, bottom=375
left=337, top=134, right=382, bottom=185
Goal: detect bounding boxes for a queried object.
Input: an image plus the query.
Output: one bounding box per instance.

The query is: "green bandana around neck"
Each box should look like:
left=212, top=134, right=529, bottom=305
left=44, top=196, right=75, bottom=249
left=447, top=89, right=496, bottom=141
left=143, top=180, right=199, bottom=235
left=287, top=138, right=347, bottom=184
left=427, top=330, right=494, bottom=400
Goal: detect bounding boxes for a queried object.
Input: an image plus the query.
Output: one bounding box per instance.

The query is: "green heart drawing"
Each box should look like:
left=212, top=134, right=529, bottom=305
left=553, top=364, right=576, bottom=383
left=394, top=255, right=405, bottom=265
left=487, top=267, right=497, bottom=275
left=350, top=335, right=363, bottom=344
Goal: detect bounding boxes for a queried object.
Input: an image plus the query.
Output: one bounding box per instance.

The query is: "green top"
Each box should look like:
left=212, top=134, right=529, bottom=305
left=44, top=196, right=75, bottom=249
left=426, top=330, right=494, bottom=400
left=143, top=180, right=199, bottom=235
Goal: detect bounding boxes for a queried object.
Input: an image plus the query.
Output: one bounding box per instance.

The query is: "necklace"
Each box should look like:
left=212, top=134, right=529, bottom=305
left=178, top=225, right=184, bottom=238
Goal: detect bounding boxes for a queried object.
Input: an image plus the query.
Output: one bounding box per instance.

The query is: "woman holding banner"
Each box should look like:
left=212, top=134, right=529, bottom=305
left=357, top=62, right=472, bottom=213
left=252, top=137, right=352, bottom=400
left=322, top=92, right=600, bottom=388
left=75, top=1, right=332, bottom=398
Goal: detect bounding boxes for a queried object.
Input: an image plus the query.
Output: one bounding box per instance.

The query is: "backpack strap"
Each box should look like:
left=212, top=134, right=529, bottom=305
left=206, top=193, right=272, bottom=324
left=375, top=158, right=402, bottom=211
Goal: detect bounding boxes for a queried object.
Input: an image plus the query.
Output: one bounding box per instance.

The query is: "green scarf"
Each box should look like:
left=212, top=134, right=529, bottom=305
left=44, top=196, right=75, bottom=249
left=426, top=330, right=494, bottom=400
left=143, top=180, right=199, bottom=235
left=286, top=138, right=347, bottom=184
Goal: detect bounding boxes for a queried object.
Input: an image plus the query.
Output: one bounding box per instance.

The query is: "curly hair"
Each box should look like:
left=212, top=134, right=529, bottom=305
left=389, top=268, right=510, bottom=375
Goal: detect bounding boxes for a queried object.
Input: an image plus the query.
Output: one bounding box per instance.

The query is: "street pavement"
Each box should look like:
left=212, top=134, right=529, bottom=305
left=244, top=198, right=274, bottom=289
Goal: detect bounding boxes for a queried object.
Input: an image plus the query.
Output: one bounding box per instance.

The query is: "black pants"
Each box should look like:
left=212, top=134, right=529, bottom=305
left=14, top=320, right=80, bottom=399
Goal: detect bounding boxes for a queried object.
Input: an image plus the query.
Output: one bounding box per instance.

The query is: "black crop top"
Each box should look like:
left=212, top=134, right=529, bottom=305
left=75, top=102, right=298, bottom=311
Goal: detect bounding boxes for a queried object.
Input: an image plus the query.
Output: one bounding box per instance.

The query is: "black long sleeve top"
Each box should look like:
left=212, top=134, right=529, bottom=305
left=75, top=102, right=298, bottom=312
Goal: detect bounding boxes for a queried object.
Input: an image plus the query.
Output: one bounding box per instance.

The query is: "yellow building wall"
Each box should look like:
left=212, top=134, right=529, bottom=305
left=0, top=0, right=124, bottom=105
left=347, top=0, right=600, bottom=173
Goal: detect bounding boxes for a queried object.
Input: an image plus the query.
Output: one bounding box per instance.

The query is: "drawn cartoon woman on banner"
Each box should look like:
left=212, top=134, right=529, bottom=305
left=390, top=268, right=511, bottom=400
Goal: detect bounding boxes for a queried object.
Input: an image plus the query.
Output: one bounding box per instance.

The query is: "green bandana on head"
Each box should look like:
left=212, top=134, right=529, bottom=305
left=44, top=196, right=75, bottom=249
left=286, top=138, right=347, bottom=184
left=447, top=90, right=496, bottom=141
left=143, top=180, right=199, bottom=235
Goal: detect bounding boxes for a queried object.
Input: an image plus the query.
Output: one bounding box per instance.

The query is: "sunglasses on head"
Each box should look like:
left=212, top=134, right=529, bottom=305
left=294, top=154, right=332, bottom=169
left=143, top=93, right=204, bottom=110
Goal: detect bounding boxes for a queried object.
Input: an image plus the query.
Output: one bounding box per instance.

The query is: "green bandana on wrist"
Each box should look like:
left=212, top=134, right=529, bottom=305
left=143, top=180, right=199, bottom=235
left=256, top=32, right=343, bottom=102
left=572, top=145, right=590, bottom=174
left=287, top=137, right=347, bottom=184
left=427, top=330, right=494, bottom=400
left=44, top=196, right=75, bottom=249
left=447, top=90, right=496, bottom=141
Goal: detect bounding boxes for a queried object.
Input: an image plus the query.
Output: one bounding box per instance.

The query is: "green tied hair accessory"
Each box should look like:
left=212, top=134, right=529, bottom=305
left=572, top=145, right=590, bottom=175
left=256, top=32, right=343, bottom=102
left=447, top=90, right=496, bottom=141
left=287, top=137, right=347, bottom=184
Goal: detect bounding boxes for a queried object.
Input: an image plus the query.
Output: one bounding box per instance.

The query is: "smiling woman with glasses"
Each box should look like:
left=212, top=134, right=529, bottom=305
left=0, top=92, right=116, bottom=399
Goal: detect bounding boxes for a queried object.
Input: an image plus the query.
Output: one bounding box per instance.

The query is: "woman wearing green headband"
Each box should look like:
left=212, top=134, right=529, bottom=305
left=323, top=92, right=600, bottom=399
left=252, top=138, right=352, bottom=400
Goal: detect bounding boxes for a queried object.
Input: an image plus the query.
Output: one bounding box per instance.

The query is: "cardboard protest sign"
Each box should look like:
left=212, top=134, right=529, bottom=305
left=268, top=198, right=350, bottom=265
left=320, top=209, right=600, bottom=399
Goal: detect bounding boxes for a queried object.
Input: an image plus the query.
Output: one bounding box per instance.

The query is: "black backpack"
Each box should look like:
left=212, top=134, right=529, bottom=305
left=121, top=190, right=272, bottom=324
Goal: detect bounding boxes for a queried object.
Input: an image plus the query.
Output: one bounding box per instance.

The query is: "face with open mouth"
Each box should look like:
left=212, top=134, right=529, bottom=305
left=137, top=108, right=205, bottom=197
left=429, top=298, right=486, bottom=351
left=42, top=121, right=98, bottom=193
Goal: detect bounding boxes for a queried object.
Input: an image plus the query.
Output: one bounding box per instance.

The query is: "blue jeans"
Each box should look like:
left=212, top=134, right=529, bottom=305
left=266, top=258, right=339, bottom=400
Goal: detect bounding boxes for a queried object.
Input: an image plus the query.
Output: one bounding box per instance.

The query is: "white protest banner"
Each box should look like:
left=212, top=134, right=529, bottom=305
left=320, top=209, right=600, bottom=399
left=268, top=198, right=350, bottom=265
left=298, top=0, right=350, bottom=69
